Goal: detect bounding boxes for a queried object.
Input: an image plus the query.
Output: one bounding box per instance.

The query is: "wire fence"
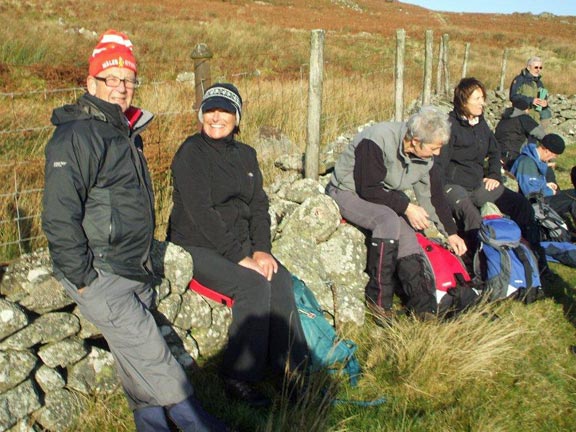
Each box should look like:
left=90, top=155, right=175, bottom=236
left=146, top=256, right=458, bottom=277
left=0, top=30, right=437, bottom=264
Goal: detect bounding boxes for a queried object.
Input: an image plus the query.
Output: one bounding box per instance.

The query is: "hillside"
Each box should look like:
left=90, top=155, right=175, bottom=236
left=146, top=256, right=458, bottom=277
left=1, top=0, right=575, bottom=91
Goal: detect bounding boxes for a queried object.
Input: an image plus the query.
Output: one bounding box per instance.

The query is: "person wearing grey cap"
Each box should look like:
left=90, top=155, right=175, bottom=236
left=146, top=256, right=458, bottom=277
left=511, top=134, right=576, bottom=223
left=167, top=83, right=309, bottom=408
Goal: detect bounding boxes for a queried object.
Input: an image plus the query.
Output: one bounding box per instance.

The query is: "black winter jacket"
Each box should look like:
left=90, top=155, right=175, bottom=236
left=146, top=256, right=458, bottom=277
left=494, top=107, right=545, bottom=167
left=42, top=93, right=155, bottom=289
left=168, top=132, right=271, bottom=263
left=436, top=111, right=502, bottom=191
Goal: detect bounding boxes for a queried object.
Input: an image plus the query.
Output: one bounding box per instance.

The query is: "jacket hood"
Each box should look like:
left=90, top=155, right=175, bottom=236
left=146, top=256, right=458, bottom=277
left=519, top=142, right=548, bottom=176
left=501, top=107, right=527, bottom=120
left=50, top=93, right=129, bottom=130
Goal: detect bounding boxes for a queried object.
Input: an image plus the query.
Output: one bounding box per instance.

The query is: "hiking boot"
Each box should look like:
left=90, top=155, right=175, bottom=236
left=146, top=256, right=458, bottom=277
left=365, top=238, right=399, bottom=312
left=366, top=302, right=395, bottom=327
left=396, top=253, right=438, bottom=316
left=415, top=311, right=437, bottom=322
left=223, top=378, right=271, bottom=408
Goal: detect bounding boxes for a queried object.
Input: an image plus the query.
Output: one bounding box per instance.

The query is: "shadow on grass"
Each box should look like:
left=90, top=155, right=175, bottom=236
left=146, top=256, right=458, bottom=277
left=187, top=353, right=340, bottom=432
left=542, top=264, right=576, bottom=326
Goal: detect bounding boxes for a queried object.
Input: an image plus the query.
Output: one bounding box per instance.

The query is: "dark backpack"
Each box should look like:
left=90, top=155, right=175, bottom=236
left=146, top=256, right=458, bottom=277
left=292, top=275, right=361, bottom=386
left=529, top=194, right=571, bottom=242
left=416, top=233, right=481, bottom=317
left=474, top=215, right=542, bottom=303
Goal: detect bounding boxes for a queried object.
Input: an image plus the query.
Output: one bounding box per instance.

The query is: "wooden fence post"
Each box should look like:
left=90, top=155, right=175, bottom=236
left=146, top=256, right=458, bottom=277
left=436, top=36, right=444, bottom=95
left=394, top=29, right=405, bottom=121
left=499, top=48, right=509, bottom=92
left=422, top=29, right=433, bottom=105
left=462, top=42, right=470, bottom=78
left=442, top=34, right=450, bottom=96
left=191, top=43, right=213, bottom=110
left=305, top=29, right=325, bottom=180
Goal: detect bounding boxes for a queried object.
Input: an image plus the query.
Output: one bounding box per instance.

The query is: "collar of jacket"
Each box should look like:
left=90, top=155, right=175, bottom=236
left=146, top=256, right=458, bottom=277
left=450, top=110, right=483, bottom=127
left=522, top=68, right=541, bottom=82
left=79, top=93, right=131, bottom=132
left=200, top=129, right=236, bottom=152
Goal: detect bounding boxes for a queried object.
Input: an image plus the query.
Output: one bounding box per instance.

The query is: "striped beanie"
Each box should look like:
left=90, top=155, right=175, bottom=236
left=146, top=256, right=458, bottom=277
left=89, top=30, right=137, bottom=77
left=198, top=83, right=243, bottom=126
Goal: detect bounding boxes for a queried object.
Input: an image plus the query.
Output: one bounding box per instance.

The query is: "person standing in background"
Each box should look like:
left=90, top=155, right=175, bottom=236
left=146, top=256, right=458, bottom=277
left=509, top=56, right=552, bottom=128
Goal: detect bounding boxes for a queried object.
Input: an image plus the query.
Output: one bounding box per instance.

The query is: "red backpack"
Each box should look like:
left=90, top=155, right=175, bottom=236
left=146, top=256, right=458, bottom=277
left=416, top=233, right=480, bottom=317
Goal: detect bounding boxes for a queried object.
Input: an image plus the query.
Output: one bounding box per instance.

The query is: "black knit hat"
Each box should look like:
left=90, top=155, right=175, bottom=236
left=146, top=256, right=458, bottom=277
left=198, top=83, right=243, bottom=126
left=541, top=134, right=565, bottom=155
left=512, top=99, right=531, bottom=111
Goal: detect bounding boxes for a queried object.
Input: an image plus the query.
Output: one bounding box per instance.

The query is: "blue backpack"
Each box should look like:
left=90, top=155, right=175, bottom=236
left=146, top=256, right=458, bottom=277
left=292, top=275, right=361, bottom=386
left=474, top=216, right=542, bottom=303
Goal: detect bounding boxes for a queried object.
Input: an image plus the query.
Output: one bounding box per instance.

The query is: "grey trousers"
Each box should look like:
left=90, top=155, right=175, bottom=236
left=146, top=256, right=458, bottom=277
left=61, top=269, right=194, bottom=410
left=326, top=187, right=422, bottom=258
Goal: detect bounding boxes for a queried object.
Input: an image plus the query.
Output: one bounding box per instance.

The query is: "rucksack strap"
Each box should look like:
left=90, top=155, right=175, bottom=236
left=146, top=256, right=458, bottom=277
left=512, top=246, right=533, bottom=289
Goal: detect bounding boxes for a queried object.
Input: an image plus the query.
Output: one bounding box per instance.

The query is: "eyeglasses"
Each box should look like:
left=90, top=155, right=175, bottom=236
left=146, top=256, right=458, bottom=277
left=532, top=66, right=543, bottom=70
left=94, top=76, right=140, bottom=89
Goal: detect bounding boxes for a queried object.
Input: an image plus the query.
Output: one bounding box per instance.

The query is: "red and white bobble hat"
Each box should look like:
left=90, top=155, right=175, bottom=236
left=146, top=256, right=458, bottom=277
left=88, top=30, right=137, bottom=77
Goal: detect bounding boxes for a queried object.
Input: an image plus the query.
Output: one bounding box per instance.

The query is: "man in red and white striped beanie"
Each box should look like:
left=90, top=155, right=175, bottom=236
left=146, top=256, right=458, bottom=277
left=88, top=29, right=137, bottom=77
left=43, top=29, right=230, bottom=432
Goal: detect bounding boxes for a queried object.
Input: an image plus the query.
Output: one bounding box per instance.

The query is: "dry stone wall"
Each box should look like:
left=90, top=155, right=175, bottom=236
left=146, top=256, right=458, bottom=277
left=0, top=163, right=368, bottom=431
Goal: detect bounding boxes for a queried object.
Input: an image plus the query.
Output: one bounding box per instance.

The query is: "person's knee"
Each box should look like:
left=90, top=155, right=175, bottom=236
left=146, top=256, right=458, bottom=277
left=371, top=212, right=401, bottom=239
left=235, top=271, right=271, bottom=308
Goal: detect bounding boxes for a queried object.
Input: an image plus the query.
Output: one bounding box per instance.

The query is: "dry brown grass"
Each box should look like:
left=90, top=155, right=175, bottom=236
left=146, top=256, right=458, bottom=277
left=1, top=0, right=575, bottom=262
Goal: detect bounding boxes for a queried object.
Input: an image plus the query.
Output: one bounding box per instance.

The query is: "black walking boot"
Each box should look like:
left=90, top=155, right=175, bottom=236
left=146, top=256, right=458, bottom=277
left=396, top=253, right=437, bottom=320
left=365, top=238, right=399, bottom=327
left=523, top=222, right=551, bottom=277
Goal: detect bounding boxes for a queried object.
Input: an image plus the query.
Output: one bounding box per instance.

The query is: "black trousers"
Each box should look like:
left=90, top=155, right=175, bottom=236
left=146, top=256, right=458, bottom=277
left=445, top=183, right=535, bottom=232
left=545, top=189, right=576, bottom=219
left=185, top=246, right=308, bottom=383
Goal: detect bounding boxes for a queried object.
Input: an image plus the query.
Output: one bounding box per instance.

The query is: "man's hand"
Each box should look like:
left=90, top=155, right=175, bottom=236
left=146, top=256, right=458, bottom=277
left=547, top=182, right=558, bottom=194
left=447, top=234, right=467, bottom=256
left=533, top=98, right=548, bottom=108
left=483, top=178, right=500, bottom=191
left=405, top=203, right=430, bottom=231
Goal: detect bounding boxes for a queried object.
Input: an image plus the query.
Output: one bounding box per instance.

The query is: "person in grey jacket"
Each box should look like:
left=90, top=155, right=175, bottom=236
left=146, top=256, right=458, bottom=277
left=326, top=106, right=466, bottom=323
left=42, top=30, right=227, bottom=432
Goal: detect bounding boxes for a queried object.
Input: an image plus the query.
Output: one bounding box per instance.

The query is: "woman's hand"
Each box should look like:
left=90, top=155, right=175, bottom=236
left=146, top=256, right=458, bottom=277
left=238, top=256, right=267, bottom=279
left=483, top=178, right=500, bottom=191
left=447, top=234, right=467, bottom=256
left=252, top=251, right=278, bottom=281
left=405, top=203, right=430, bottom=231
